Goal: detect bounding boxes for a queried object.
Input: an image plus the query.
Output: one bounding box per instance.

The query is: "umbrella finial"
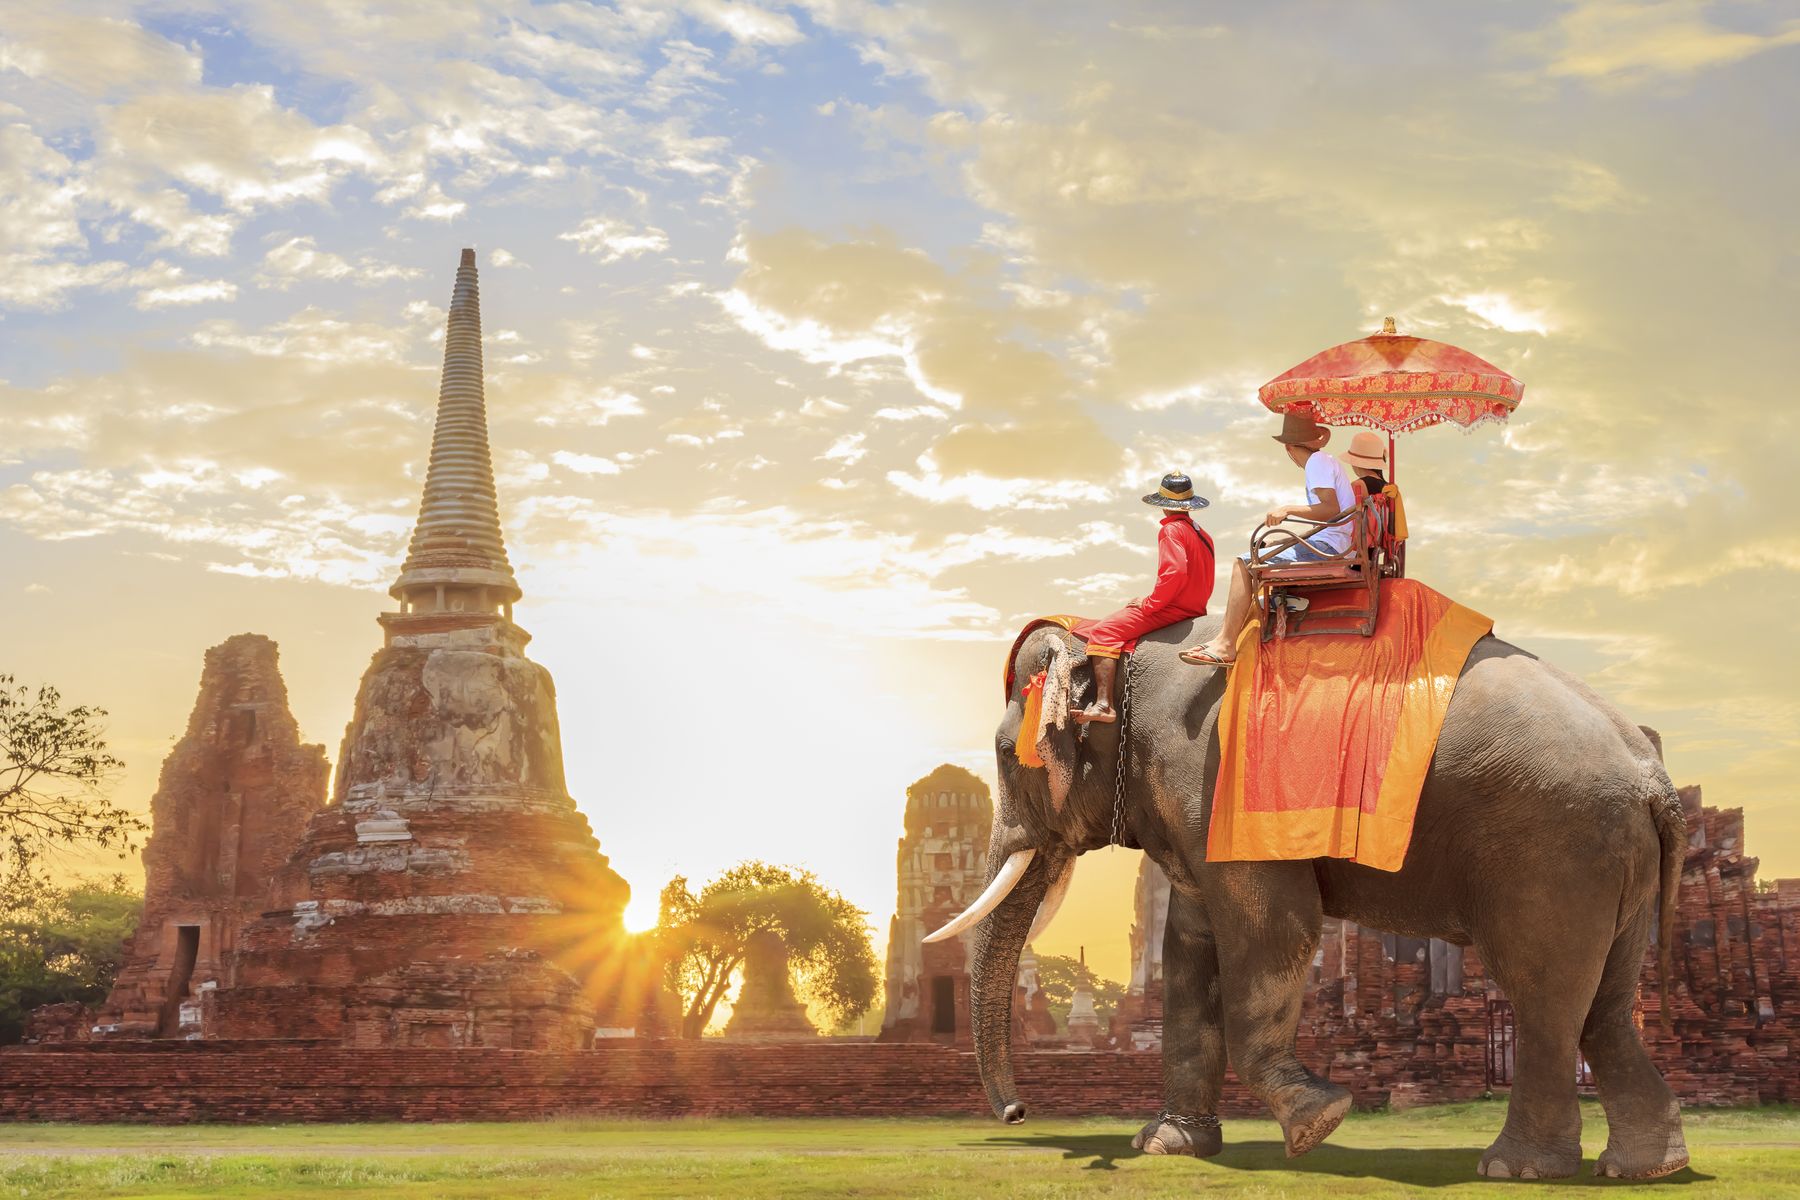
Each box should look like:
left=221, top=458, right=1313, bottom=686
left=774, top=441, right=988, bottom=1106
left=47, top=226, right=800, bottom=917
left=1380, top=316, right=1397, bottom=335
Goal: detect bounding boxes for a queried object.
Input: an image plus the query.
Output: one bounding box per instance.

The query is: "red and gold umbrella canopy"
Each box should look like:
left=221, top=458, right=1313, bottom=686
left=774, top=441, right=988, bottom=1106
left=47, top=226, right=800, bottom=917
left=1258, top=318, right=1523, bottom=434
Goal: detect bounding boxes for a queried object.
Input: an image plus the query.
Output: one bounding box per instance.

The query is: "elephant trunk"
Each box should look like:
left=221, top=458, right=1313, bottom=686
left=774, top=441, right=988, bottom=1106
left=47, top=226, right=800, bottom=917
left=968, top=850, right=1053, bottom=1123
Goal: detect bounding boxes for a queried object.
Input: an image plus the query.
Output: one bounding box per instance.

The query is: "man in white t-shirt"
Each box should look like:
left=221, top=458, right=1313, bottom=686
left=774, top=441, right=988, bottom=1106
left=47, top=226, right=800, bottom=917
left=1179, top=410, right=1356, bottom=667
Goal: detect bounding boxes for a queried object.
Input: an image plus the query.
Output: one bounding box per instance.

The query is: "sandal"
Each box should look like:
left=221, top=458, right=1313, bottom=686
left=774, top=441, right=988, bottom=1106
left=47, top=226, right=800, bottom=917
left=1178, top=646, right=1235, bottom=668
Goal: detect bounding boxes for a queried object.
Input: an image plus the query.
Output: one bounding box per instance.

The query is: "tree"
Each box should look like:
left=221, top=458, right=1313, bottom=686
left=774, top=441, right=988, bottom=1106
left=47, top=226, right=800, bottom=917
left=0, top=675, right=140, bottom=887
left=0, top=874, right=142, bottom=1043
left=656, top=862, right=878, bottom=1039
left=1035, top=953, right=1126, bottom=1029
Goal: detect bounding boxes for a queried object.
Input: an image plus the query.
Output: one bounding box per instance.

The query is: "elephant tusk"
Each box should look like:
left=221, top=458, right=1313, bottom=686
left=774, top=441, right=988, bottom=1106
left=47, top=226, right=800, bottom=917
left=923, top=849, right=1036, bottom=943
left=1028, top=858, right=1075, bottom=942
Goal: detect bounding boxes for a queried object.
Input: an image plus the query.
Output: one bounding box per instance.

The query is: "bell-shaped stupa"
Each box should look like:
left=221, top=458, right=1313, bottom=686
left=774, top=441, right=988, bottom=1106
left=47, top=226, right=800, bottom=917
left=211, top=251, right=663, bottom=1045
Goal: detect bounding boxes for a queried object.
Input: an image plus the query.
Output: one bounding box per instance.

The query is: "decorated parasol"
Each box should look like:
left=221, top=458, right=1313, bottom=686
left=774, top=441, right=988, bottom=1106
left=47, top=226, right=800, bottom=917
left=1259, top=317, right=1523, bottom=476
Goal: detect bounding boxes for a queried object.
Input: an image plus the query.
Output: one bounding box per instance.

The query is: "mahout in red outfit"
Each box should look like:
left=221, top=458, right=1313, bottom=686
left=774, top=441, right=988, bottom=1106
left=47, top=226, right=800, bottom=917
left=1074, top=473, right=1214, bottom=724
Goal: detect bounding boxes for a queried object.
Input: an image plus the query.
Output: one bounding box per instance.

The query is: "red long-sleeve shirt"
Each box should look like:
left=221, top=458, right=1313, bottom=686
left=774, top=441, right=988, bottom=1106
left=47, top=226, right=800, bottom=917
left=1137, top=511, right=1216, bottom=619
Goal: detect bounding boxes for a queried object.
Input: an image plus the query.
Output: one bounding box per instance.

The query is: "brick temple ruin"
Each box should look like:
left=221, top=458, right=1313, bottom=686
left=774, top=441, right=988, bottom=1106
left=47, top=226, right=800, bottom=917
left=41, top=250, right=660, bottom=1049
left=91, top=635, right=329, bottom=1039
left=877, top=765, right=994, bottom=1043
left=875, top=764, right=1059, bottom=1046
left=213, top=249, right=659, bottom=1046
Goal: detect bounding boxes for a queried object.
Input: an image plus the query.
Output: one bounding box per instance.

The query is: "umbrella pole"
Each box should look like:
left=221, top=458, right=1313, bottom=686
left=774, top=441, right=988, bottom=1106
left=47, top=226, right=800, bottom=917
left=1388, top=433, right=1397, bottom=482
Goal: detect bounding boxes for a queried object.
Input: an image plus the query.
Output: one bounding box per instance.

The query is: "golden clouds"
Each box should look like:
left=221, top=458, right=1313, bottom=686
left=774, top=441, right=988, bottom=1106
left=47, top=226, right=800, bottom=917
left=0, top=11, right=201, bottom=100
left=103, top=86, right=381, bottom=208
left=1518, top=1, right=1800, bottom=86
left=728, top=228, right=1111, bottom=479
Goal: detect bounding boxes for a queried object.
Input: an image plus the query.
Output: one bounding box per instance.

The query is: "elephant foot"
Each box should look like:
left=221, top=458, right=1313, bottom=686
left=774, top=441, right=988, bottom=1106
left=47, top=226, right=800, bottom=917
left=1477, top=1132, right=1580, bottom=1180
left=1273, top=1083, right=1352, bottom=1158
left=1594, top=1134, right=1689, bottom=1180
left=1131, top=1112, right=1222, bottom=1158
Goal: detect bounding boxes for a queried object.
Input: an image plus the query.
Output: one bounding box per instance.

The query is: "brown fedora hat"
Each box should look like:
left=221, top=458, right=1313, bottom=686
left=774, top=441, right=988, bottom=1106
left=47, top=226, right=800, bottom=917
left=1272, top=410, right=1330, bottom=447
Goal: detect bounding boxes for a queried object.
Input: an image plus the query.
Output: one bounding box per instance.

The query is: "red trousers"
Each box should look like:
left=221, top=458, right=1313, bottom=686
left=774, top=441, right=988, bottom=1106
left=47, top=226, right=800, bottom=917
left=1075, top=603, right=1208, bottom=660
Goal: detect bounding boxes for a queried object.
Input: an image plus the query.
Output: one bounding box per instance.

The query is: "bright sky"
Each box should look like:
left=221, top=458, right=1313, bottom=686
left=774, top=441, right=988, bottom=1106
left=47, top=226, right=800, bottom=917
left=3, top=2, right=1798, bottom=986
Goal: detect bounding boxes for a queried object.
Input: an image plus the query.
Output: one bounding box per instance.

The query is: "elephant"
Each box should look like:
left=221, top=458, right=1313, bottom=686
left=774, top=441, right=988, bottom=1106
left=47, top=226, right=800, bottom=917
left=935, top=616, right=1690, bottom=1181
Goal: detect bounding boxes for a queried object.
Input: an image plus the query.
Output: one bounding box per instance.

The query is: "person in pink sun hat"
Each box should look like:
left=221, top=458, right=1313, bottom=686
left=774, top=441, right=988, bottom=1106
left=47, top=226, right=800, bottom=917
left=1345, top=429, right=1408, bottom=573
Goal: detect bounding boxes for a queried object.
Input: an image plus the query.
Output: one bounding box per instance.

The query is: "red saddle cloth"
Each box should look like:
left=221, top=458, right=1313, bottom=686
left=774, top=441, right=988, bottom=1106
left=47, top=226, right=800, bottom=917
left=1206, top=578, right=1492, bottom=873
left=1002, top=616, right=1082, bottom=698
left=1000, top=609, right=1191, bottom=698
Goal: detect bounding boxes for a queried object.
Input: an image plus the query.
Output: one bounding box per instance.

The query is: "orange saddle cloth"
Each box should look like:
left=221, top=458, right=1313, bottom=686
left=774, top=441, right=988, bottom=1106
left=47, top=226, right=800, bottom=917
left=1206, top=578, right=1492, bottom=873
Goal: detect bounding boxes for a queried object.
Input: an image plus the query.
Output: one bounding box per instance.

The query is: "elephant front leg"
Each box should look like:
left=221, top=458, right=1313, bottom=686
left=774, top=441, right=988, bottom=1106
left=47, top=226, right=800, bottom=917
left=1133, top=889, right=1224, bottom=1158
left=1206, top=861, right=1352, bottom=1158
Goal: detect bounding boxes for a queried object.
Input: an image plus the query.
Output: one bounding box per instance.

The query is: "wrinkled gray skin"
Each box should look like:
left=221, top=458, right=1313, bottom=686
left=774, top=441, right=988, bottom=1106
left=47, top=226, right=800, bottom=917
left=972, top=618, right=1689, bottom=1181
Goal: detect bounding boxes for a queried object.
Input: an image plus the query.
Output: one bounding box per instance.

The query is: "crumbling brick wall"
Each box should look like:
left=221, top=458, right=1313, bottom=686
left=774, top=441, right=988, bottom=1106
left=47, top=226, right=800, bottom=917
left=90, top=635, right=327, bottom=1040
left=1639, top=798, right=1800, bottom=1106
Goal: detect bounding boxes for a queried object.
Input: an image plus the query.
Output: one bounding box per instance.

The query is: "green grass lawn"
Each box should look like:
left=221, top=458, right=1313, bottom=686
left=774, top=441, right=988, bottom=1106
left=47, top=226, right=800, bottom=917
left=1, top=1102, right=1795, bottom=1198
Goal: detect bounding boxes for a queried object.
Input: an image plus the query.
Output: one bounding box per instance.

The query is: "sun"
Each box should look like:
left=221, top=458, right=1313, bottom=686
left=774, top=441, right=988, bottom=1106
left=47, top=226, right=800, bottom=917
left=622, top=891, right=661, bottom=934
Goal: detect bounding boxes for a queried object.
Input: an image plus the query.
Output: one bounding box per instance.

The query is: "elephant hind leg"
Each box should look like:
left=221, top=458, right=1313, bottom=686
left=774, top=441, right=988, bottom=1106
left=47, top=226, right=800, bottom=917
left=1476, top=933, right=1605, bottom=1179
left=1583, top=912, right=1689, bottom=1179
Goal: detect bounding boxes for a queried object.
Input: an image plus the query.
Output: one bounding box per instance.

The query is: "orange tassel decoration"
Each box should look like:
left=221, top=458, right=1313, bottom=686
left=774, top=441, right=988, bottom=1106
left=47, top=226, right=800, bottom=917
left=1016, top=670, right=1047, bottom=767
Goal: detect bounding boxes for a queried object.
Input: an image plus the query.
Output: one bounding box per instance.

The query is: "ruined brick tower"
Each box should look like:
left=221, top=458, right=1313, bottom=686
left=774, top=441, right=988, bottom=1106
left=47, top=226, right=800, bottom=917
left=210, top=250, right=655, bottom=1046
left=877, top=764, right=992, bottom=1044
left=95, top=635, right=328, bottom=1038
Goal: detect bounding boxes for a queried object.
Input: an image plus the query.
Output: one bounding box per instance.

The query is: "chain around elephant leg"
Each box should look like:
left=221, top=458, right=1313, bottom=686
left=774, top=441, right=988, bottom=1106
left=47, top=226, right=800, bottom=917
left=1132, top=1111, right=1223, bottom=1157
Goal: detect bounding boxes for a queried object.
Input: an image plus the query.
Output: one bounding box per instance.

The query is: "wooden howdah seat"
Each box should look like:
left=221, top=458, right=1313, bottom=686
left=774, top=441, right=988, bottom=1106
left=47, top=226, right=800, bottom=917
left=1247, top=492, right=1405, bottom=641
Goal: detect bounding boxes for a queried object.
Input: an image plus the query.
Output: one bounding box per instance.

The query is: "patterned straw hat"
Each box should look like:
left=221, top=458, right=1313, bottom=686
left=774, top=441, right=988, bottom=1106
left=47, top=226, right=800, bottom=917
left=1141, top=472, right=1210, bottom=510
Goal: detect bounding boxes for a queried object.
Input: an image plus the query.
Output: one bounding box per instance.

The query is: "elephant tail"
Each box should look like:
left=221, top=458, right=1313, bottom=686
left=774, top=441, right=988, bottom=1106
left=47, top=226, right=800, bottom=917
left=1649, top=776, right=1686, bottom=1034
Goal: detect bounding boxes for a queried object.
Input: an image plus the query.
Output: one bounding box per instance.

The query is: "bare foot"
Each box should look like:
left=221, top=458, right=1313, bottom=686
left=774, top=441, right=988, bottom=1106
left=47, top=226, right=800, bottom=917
left=1074, top=703, right=1116, bottom=725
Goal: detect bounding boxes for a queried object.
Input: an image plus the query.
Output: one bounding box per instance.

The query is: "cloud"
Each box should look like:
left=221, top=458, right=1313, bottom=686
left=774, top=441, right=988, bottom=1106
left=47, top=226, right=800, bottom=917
left=0, top=124, right=84, bottom=258
left=1515, top=1, right=1800, bottom=87
left=887, top=461, right=1109, bottom=512
left=819, top=433, right=866, bottom=465
left=0, top=123, right=127, bottom=309
left=685, top=1, right=807, bottom=46
left=552, top=450, right=625, bottom=476
left=102, top=85, right=384, bottom=210
left=0, top=256, right=129, bottom=312
left=1444, top=292, right=1556, bottom=336
left=0, top=11, right=202, bottom=98
left=189, top=310, right=427, bottom=364
left=559, top=216, right=671, bottom=262
left=723, top=227, right=1112, bottom=479
left=257, top=236, right=422, bottom=289
left=134, top=279, right=238, bottom=309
